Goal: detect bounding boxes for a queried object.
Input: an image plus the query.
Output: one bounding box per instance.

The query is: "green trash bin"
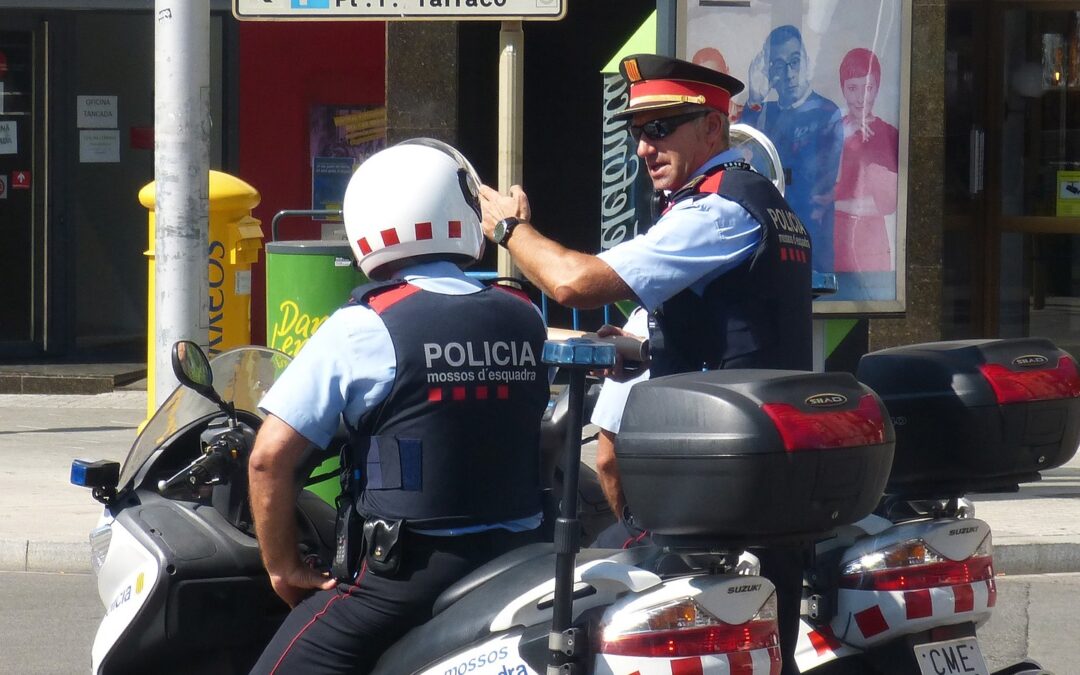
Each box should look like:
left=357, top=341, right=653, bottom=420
left=265, top=240, right=366, bottom=357
left=266, top=240, right=365, bottom=506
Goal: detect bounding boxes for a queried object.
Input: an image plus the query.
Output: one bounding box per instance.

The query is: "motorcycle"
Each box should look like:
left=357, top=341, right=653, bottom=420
left=72, top=336, right=895, bottom=674
left=794, top=337, right=1080, bottom=675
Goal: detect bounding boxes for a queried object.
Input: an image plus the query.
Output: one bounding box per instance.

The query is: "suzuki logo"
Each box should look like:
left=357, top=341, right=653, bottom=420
left=805, top=393, right=848, bottom=408
left=949, top=526, right=980, bottom=536
left=728, top=583, right=763, bottom=594
left=1013, top=354, right=1049, bottom=368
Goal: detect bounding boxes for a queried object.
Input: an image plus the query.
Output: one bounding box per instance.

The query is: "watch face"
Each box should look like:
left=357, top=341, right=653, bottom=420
left=494, top=221, right=507, bottom=243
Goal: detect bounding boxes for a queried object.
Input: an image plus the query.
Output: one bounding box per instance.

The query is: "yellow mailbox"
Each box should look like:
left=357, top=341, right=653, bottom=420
left=139, top=171, right=264, bottom=415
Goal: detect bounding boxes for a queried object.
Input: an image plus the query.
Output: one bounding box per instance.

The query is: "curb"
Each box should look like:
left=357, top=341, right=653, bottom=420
left=994, top=542, right=1080, bottom=577
left=0, top=539, right=91, bottom=574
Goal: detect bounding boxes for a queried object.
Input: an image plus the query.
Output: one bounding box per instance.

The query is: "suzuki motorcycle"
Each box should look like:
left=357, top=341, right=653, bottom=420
left=73, top=337, right=896, bottom=674
left=795, top=337, right=1080, bottom=675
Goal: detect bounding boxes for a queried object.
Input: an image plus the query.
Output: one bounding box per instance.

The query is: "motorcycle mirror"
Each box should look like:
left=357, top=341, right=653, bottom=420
left=171, top=341, right=228, bottom=411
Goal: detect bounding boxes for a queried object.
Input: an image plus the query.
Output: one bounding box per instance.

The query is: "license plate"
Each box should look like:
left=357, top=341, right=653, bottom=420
left=914, top=637, right=990, bottom=675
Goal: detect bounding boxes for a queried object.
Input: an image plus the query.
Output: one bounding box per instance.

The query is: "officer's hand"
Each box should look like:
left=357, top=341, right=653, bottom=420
left=268, top=560, right=338, bottom=608
left=479, top=184, right=532, bottom=241
left=594, top=324, right=650, bottom=383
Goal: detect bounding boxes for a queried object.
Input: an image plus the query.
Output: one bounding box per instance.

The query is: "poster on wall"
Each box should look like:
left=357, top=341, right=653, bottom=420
left=681, top=0, right=910, bottom=313
left=309, top=104, right=387, bottom=231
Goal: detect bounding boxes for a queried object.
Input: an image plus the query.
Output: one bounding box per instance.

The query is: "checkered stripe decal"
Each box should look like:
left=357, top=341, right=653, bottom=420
left=835, top=581, right=996, bottom=647
left=596, top=646, right=781, bottom=674
left=795, top=579, right=997, bottom=670
left=356, top=220, right=462, bottom=256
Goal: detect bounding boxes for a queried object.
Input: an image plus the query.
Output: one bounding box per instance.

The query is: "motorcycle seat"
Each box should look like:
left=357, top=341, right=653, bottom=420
left=373, top=545, right=647, bottom=675
left=431, top=542, right=554, bottom=616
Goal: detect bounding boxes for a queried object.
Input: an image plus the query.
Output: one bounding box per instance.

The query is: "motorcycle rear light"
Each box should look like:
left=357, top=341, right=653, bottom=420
left=599, top=594, right=780, bottom=657
left=839, top=535, right=995, bottom=591
left=761, top=394, right=885, bottom=452
left=978, top=355, right=1080, bottom=404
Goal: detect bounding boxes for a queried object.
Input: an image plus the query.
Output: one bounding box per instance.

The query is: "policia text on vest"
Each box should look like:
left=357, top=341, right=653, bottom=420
left=423, top=341, right=539, bottom=384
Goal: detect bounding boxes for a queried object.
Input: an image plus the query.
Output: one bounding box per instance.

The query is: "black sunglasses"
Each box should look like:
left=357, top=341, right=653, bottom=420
left=629, top=110, right=709, bottom=142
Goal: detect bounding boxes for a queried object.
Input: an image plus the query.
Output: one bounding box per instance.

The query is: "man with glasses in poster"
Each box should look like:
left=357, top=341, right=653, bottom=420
left=479, top=53, right=812, bottom=674
left=742, top=24, right=844, bottom=279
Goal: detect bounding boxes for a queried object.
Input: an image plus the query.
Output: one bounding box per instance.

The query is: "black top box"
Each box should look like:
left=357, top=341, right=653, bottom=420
left=616, top=370, right=895, bottom=543
left=856, top=338, right=1080, bottom=497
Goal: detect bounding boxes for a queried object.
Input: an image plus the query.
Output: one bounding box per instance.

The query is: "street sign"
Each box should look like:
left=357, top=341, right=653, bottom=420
left=233, top=0, right=565, bottom=21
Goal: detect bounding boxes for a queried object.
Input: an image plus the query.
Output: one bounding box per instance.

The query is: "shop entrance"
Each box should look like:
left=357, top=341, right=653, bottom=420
left=0, top=18, right=46, bottom=357
left=947, top=0, right=1080, bottom=357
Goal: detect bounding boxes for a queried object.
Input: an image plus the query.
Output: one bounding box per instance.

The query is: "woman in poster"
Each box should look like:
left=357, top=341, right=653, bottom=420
left=833, top=47, right=899, bottom=300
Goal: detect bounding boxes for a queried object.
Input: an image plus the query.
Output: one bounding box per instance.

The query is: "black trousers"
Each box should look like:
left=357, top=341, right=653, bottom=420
left=251, top=528, right=539, bottom=675
left=590, top=520, right=804, bottom=675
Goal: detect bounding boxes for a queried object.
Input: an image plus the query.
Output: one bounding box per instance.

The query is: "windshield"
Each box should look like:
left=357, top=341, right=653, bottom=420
left=118, top=346, right=292, bottom=488
left=729, top=123, right=786, bottom=196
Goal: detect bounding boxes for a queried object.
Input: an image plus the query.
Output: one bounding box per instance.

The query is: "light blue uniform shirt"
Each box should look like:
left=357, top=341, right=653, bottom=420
left=597, top=148, right=763, bottom=312
left=259, top=260, right=541, bottom=534
left=591, top=150, right=764, bottom=431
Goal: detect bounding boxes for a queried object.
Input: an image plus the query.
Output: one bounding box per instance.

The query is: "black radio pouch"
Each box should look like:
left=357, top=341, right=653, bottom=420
left=363, top=517, right=405, bottom=577
left=332, top=501, right=365, bottom=582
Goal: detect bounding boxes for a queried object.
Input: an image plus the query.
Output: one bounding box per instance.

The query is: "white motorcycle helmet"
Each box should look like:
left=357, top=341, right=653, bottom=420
left=343, top=138, right=485, bottom=280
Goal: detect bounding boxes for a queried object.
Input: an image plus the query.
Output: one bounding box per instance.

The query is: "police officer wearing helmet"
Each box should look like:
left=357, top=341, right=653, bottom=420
left=479, top=54, right=811, bottom=674
left=249, top=140, right=549, bottom=673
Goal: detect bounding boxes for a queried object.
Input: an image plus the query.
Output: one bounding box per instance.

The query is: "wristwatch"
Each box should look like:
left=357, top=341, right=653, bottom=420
left=493, top=217, right=520, bottom=248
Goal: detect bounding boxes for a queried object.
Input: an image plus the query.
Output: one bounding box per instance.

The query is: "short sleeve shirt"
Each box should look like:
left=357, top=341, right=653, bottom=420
left=589, top=307, right=650, bottom=434
left=597, top=148, right=763, bottom=312
left=258, top=261, right=486, bottom=450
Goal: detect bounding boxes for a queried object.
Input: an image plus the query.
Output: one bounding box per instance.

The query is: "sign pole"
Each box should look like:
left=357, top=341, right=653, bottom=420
left=497, top=20, right=524, bottom=279
left=154, top=0, right=210, bottom=408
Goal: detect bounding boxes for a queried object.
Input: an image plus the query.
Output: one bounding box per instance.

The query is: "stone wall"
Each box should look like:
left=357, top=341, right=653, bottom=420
left=386, top=22, right=459, bottom=145
left=869, top=0, right=947, bottom=350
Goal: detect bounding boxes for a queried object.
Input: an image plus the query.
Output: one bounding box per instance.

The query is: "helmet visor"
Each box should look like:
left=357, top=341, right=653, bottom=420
left=395, top=138, right=483, bottom=219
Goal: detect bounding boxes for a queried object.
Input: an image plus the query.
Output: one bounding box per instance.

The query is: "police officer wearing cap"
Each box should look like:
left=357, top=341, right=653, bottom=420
left=249, top=139, right=549, bottom=673
left=479, top=53, right=812, bottom=674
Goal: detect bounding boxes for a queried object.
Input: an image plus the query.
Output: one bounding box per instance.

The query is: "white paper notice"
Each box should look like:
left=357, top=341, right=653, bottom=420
left=0, top=120, right=16, bottom=155
left=79, top=129, right=120, bottom=163
left=76, top=95, right=118, bottom=129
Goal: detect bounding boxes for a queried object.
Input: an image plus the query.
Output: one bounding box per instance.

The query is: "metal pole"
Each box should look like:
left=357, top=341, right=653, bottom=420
left=497, top=20, right=524, bottom=279
left=153, top=0, right=211, bottom=408
left=547, top=365, right=585, bottom=673
left=656, top=0, right=678, bottom=58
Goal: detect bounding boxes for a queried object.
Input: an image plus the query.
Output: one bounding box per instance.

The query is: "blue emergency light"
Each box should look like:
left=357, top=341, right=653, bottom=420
left=71, top=459, right=120, bottom=490
left=542, top=337, right=616, bottom=369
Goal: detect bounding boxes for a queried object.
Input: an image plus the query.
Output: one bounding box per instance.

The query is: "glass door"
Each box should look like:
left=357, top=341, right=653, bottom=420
left=0, top=18, right=45, bottom=356
left=944, top=2, right=991, bottom=339
left=992, top=2, right=1080, bottom=356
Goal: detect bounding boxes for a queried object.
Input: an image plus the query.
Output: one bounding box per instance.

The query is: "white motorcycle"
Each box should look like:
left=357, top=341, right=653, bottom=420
left=72, top=336, right=896, bottom=674
left=795, top=337, right=1080, bottom=675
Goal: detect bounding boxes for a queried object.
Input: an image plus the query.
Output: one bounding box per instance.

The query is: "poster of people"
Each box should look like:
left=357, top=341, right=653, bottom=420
left=683, top=0, right=909, bottom=312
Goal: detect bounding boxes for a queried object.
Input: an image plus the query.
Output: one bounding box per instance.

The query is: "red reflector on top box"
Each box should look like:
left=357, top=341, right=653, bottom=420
left=615, top=369, right=894, bottom=541
left=857, top=338, right=1080, bottom=496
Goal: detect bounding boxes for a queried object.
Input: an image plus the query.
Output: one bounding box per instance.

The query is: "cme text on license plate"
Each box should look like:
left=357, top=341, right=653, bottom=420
left=914, top=637, right=990, bottom=675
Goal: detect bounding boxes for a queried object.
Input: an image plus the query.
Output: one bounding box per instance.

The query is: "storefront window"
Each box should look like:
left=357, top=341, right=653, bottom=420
left=1000, top=8, right=1080, bottom=356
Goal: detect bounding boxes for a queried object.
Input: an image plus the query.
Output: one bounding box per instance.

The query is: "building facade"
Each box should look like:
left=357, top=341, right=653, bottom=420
left=0, top=0, right=1076, bottom=364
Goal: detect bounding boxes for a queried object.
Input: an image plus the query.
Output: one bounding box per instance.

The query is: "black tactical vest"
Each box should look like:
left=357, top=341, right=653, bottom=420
left=648, top=165, right=813, bottom=377
left=348, top=281, right=549, bottom=528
